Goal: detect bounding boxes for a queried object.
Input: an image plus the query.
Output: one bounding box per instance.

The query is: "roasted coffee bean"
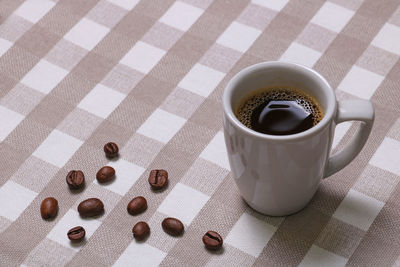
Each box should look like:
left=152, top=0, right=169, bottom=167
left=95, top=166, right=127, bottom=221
left=127, top=196, right=147, bottom=215
left=40, top=197, right=58, bottom=220
left=67, top=226, right=86, bottom=241
left=132, top=221, right=150, bottom=240
left=202, top=231, right=223, bottom=250
left=104, top=142, right=119, bottom=158
left=96, top=166, right=115, bottom=183
left=162, top=217, right=184, bottom=236
left=66, top=170, right=85, bottom=189
left=148, top=169, right=168, bottom=189
left=78, top=198, right=104, bottom=217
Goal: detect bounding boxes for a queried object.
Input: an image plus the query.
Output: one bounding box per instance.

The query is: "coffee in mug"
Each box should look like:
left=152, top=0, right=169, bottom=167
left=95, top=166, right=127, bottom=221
left=236, top=88, right=323, bottom=135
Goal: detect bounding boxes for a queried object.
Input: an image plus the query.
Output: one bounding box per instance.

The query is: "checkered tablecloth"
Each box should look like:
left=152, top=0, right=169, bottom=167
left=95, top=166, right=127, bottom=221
left=0, top=0, right=400, bottom=266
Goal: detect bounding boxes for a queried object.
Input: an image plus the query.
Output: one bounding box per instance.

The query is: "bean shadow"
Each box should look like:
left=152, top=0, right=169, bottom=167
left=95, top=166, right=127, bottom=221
left=97, top=176, right=116, bottom=186
left=206, top=246, right=225, bottom=255
left=69, top=184, right=86, bottom=195
left=70, top=238, right=87, bottom=248
left=150, top=180, right=169, bottom=193
left=106, top=155, right=120, bottom=162
left=79, top=209, right=105, bottom=220
left=42, top=210, right=59, bottom=222
left=134, top=235, right=150, bottom=243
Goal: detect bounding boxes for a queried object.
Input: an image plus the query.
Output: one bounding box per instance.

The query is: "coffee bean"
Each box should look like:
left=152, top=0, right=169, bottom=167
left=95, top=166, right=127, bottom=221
left=66, top=170, right=85, bottom=189
left=40, top=197, right=58, bottom=220
left=67, top=226, right=86, bottom=242
left=148, top=169, right=168, bottom=189
left=96, top=166, right=115, bottom=183
left=132, top=221, right=150, bottom=240
left=104, top=142, right=119, bottom=158
left=202, top=231, right=223, bottom=250
left=78, top=198, right=104, bottom=217
left=162, top=217, right=184, bottom=236
left=127, top=196, right=147, bottom=215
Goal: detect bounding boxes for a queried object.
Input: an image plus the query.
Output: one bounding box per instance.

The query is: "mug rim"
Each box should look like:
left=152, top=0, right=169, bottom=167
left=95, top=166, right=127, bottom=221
left=223, top=61, right=337, bottom=142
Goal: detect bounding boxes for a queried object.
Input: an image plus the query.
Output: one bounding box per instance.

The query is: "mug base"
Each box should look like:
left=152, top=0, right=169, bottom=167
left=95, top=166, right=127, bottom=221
left=243, top=198, right=309, bottom=217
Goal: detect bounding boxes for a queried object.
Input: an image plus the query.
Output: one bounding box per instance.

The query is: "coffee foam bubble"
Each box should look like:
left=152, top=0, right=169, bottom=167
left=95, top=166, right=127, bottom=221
left=236, top=88, right=324, bottom=129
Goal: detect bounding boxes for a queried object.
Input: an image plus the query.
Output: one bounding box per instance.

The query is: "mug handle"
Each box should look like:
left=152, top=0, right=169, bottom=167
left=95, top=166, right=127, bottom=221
left=324, top=100, right=374, bottom=178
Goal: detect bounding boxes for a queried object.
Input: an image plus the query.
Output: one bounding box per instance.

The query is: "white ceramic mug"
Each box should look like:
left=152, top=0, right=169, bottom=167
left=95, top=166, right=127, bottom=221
left=222, top=61, right=374, bottom=216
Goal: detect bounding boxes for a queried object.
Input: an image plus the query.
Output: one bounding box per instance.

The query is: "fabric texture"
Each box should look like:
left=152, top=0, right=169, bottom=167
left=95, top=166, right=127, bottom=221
left=0, top=0, right=400, bottom=266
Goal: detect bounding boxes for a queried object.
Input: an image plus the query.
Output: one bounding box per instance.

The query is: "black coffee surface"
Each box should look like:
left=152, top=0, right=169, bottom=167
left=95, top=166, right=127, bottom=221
left=236, top=88, right=323, bottom=135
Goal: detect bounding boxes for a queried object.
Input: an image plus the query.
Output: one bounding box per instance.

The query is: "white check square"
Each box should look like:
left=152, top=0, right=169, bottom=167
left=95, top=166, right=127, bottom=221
left=120, top=41, right=166, bottom=74
left=159, top=1, right=203, bottom=31
left=64, top=18, right=110, bottom=51
left=47, top=209, right=102, bottom=251
left=280, top=42, right=322, bottom=68
left=113, top=242, right=166, bottom=267
left=225, top=212, right=277, bottom=257
left=157, top=183, right=210, bottom=225
left=15, top=0, right=55, bottom=23
left=137, top=109, right=186, bottom=143
left=370, top=137, right=400, bottom=176
left=0, top=106, right=24, bottom=141
left=94, top=159, right=145, bottom=196
left=371, top=23, right=400, bottom=55
left=107, top=0, right=140, bottom=10
left=338, top=65, right=384, bottom=99
left=333, top=189, right=384, bottom=231
left=299, top=245, right=348, bottom=267
left=251, top=0, right=289, bottom=11
left=0, top=181, right=37, bottom=221
left=0, top=38, right=13, bottom=57
left=311, top=2, right=354, bottom=33
left=33, top=129, right=83, bottom=168
left=77, top=84, right=126, bottom=119
left=217, top=22, right=261, bottom=52
left=331, top=121, right=352, bottom=149
left=200, top=131, right=230, bottom=170
left=178, top=63, right=225, bottom=97
left=21, top=59, right=69, bottom=94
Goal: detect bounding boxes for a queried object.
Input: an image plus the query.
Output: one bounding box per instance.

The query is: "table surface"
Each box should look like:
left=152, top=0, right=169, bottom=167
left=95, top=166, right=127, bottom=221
left=1, top=0, right=400, bottom=266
